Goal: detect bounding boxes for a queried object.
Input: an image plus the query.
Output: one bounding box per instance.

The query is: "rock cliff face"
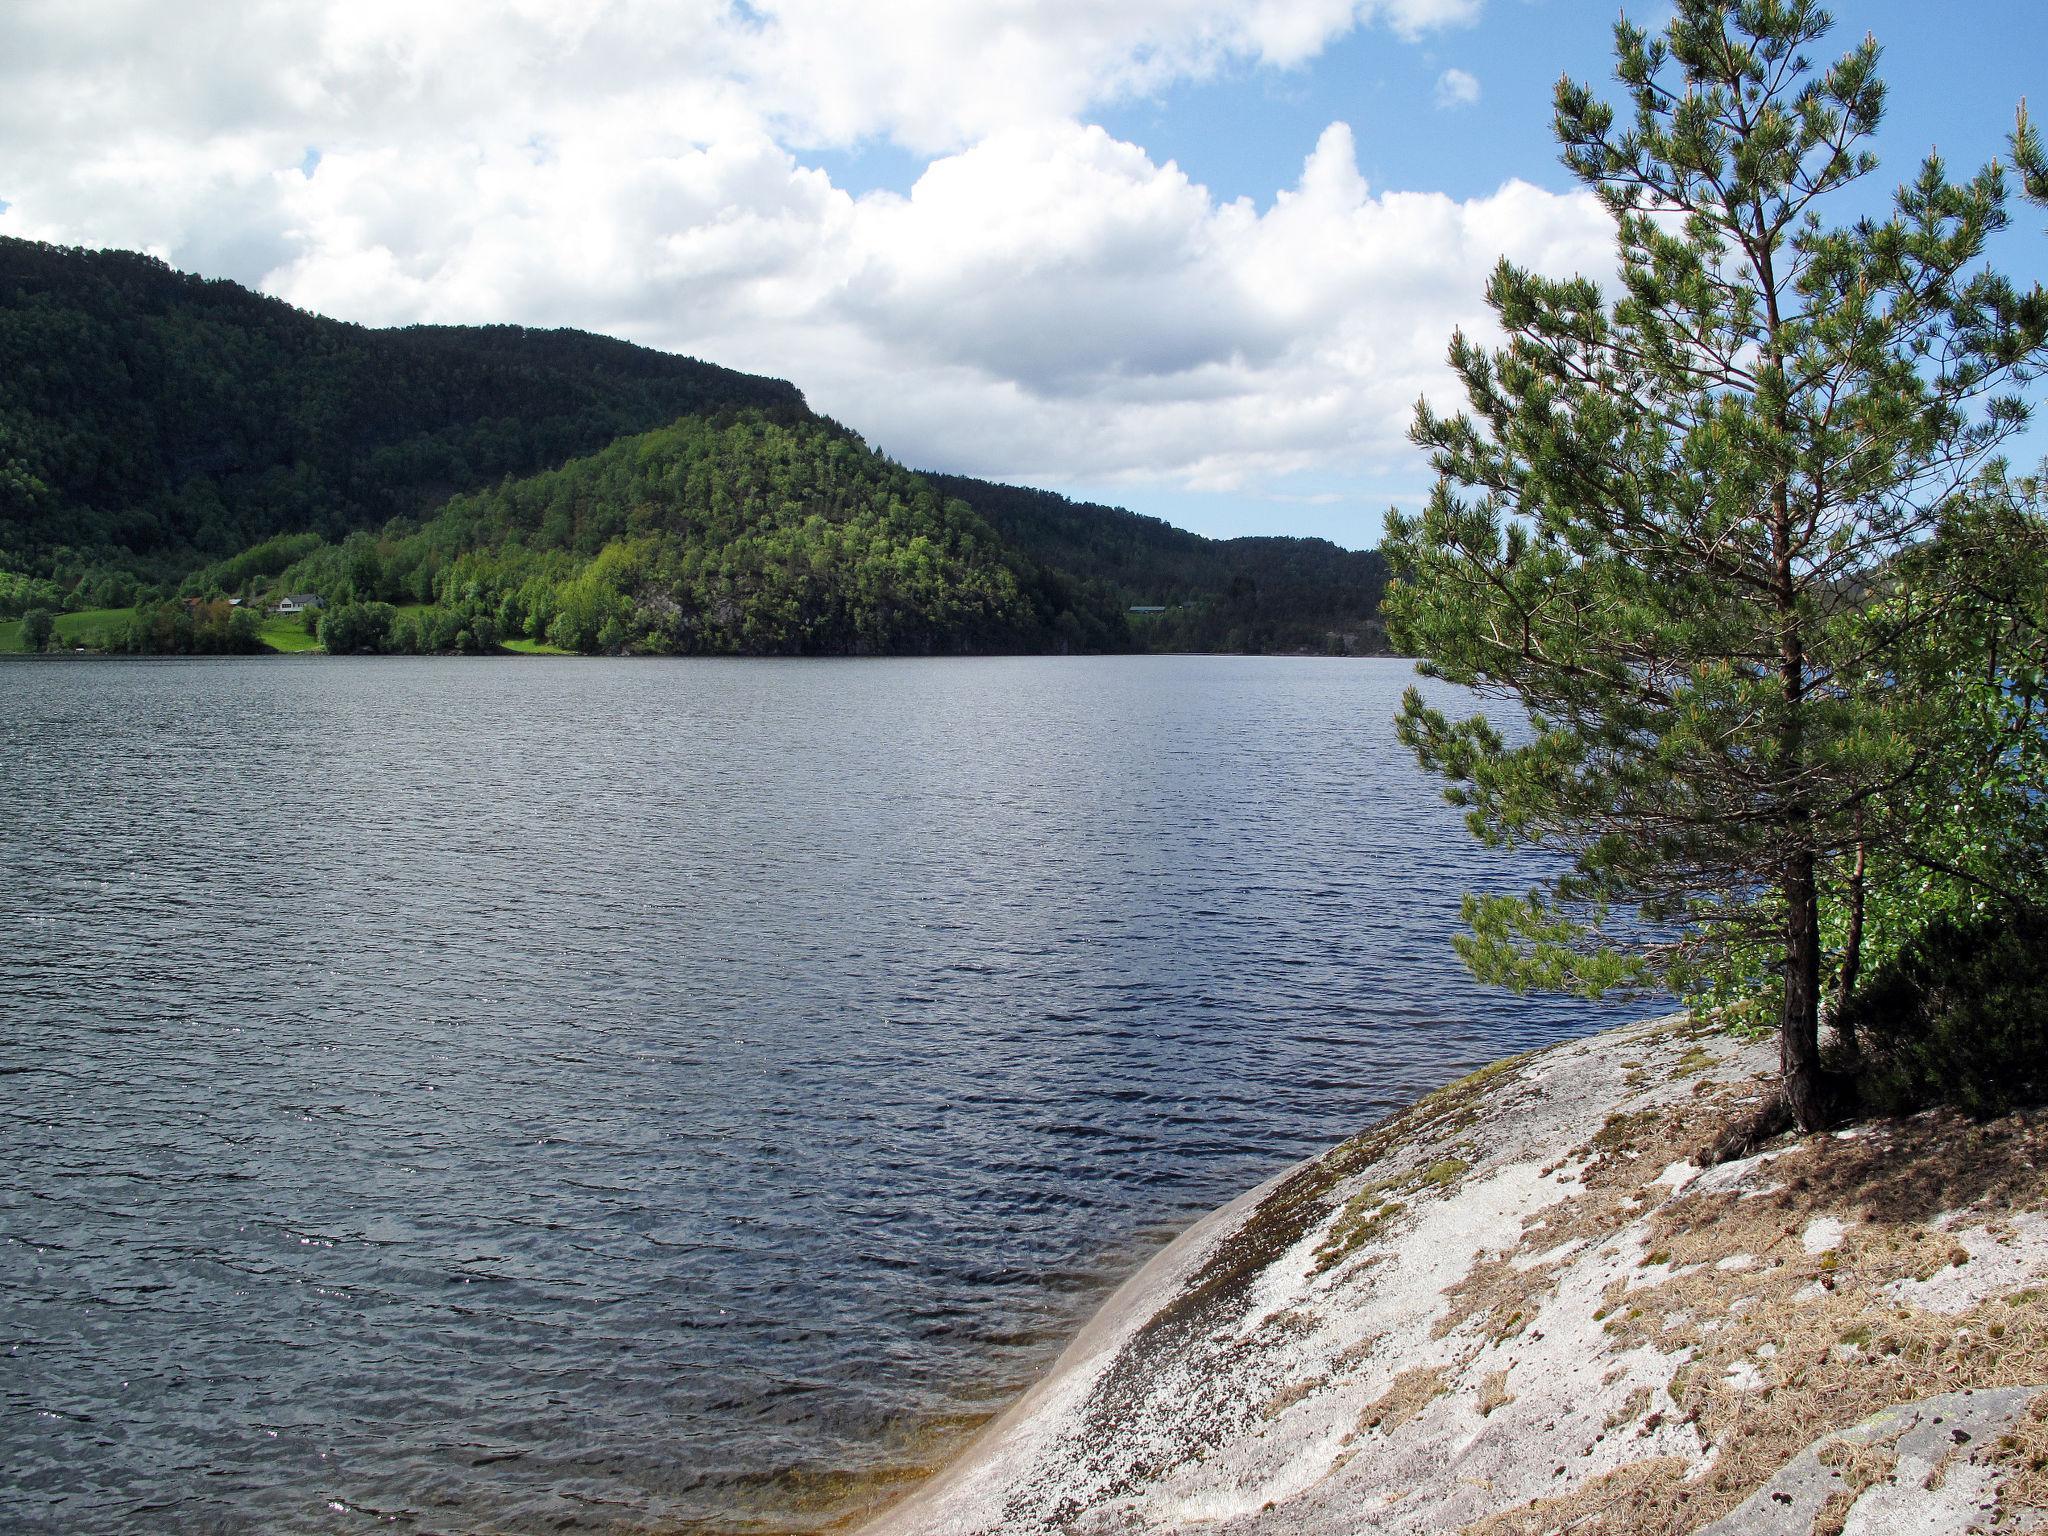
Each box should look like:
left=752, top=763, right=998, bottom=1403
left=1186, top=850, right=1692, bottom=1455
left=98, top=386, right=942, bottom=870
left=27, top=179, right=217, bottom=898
left=867, top=1015, right=2048, bottom=1535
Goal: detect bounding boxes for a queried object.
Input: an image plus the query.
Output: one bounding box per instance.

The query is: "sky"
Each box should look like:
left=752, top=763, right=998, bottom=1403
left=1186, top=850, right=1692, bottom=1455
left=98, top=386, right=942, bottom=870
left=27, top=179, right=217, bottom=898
left=4, top=1, right=2046, bottom=549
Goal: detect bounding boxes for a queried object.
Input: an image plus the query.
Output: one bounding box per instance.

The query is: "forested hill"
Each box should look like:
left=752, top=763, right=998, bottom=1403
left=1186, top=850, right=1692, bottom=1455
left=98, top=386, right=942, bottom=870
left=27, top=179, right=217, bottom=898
left=209, top=414, right=1130, bottom=656
left=2, top=237, right=1388, bottom=655
left=0, top=236, right=802, bottom=597
left=925, top=474, right=1388, bottom=653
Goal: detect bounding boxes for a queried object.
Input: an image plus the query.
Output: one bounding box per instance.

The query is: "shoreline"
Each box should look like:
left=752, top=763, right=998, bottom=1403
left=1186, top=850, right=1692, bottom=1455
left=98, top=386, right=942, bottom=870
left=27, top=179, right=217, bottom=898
left=0, top=646, right=1407, bottom=662
left=855, top=1012, right=2048, bottom=1535
left=858, top=1157, right=1299, bottom=1535
left=851, top=1023, right=1636, bottom=1536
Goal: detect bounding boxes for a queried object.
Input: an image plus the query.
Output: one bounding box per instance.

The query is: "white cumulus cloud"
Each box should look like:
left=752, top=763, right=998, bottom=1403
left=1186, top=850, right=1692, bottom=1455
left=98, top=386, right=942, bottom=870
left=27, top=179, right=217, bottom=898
left=1434, top=67, right=1481, bottom=108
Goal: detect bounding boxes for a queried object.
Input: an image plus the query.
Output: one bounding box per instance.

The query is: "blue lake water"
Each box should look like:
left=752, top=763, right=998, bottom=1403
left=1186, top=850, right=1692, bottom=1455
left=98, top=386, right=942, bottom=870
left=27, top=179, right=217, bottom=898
left=0, top=655, right=1642, bottom=1532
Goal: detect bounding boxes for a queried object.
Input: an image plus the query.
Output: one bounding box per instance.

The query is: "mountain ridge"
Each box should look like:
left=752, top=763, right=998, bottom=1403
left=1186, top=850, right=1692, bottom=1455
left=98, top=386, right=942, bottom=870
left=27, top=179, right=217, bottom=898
left=1, top=237, right=1386, bottom=655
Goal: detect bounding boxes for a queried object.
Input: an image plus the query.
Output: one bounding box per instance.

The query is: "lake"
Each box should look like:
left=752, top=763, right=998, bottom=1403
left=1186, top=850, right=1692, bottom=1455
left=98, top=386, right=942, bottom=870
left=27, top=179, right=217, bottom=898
left=0, top=655, right=1643, bottom=1532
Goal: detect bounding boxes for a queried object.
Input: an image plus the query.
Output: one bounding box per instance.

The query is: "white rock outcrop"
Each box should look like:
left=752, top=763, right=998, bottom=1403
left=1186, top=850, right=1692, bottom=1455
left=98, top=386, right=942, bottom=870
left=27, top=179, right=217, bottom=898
left=865, top=1015, right=2048, bottom=1535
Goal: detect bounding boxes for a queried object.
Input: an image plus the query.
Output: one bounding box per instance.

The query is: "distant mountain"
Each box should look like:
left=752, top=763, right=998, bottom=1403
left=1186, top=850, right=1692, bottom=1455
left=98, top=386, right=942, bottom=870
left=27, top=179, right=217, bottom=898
left=0, top=236, right=801, bottom=593
left=196, top=413, right=1128, bottom=656
left=925, top=475, right=1388, bottom=653
left=1, top=238, right=1388, bottom=654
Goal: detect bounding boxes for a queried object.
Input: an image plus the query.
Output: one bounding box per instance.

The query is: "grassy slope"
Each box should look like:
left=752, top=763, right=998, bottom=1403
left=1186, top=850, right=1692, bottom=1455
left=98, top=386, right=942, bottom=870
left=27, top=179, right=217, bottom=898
left=4, top=603, right=578, bottom=656
left=261, top=602, right=430, bottom=653
left=0, top=607, right=138, bottom=652
left=257, top=614, right=323, bottom=652
left=6, top=607, right=327, bottom=654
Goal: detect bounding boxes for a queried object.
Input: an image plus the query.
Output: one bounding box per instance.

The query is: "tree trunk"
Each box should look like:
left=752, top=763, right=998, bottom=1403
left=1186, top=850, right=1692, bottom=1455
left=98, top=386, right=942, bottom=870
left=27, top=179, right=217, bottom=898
left=1833, top=823, right=1867, bottom=1049
left=1781, top=846, right=1827, bottom=1132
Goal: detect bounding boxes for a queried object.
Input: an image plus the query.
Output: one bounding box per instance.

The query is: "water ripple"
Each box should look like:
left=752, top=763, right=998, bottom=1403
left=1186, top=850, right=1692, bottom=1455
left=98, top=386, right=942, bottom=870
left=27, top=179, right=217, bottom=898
left=0, top=654, right=1648, bottom=1533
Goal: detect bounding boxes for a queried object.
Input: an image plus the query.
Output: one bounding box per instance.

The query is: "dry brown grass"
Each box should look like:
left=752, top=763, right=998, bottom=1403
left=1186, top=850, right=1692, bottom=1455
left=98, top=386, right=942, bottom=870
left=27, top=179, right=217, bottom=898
left=1432, top=1251, right=1541, bottom=1347
left=1602, top=1386, right=1652, bottom=1435
left=1461, top=1457, right=1692, bottom=1535
left=1810, top=1435, right=1900, bottom=1536
left=1359, top=1367, right=1450, bottom=1436
left=1989, top=1389, right=2048, bottom=1527
left=1374, top=1046, right=2048, bottom=1536
left=1596, top=1115, right=2048, bottom=1530
left=1260, top=1376, right=1326, bottom=1421
left=1476, top=1370, right=1514, bottom=1418
left=1431, top=1080, right=1759, bottom=1358
left=1460, top=1103, right=2048, bottom=1535
left=1325, top=1332, right=1385, bottom=1378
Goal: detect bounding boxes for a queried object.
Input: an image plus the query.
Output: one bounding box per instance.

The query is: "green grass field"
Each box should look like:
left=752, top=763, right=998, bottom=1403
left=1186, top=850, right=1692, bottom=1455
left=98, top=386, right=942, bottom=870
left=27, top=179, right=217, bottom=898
left=3, top=599, right=573, bottom=656
left=257, top=613, right=324, bottom=652
left=0, top=607, right=140, bottom=653
left=2, top=605, right=330, bottom=654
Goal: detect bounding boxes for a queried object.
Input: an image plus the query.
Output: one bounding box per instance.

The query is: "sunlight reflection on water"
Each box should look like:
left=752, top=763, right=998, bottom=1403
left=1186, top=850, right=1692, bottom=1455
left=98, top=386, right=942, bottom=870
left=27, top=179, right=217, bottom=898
left=0, top=654, right=1646, bottom=1532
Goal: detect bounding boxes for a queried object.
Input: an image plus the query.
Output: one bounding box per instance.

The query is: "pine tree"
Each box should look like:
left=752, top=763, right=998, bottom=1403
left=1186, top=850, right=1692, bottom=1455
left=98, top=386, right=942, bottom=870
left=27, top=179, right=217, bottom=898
left=1383, top=0, right=2048, bottom=1132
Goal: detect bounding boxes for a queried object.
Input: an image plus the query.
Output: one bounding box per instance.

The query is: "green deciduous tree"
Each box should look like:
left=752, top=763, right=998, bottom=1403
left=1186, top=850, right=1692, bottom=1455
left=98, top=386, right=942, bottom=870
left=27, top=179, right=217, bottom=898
left=317, top=601, right=397, bottom=655
left=1842, top=489, right=2048, bottom=968
left=1383, top=0, right=2048, bottom=1131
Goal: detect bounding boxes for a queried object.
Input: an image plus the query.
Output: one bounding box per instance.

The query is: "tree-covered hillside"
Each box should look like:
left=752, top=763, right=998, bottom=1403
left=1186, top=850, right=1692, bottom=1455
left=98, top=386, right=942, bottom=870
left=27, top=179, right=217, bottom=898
left=201, top=415, right=1130, bottom=656
left=0, top=236, right=802, bottom=598
left=927, top=474, right=1388, bottom=653
left=2, top=238, right=1389, bottom=654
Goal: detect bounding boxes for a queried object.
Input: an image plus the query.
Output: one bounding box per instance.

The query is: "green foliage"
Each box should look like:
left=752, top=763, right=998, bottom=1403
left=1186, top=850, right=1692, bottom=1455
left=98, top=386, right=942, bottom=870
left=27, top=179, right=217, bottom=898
left=318, top=602, right=399, bottom=656
left=1840, top=497, right=2048, bottom=961
left=2, top=606, right=141, bottom=652
left=248, top=414, right=1131, bottom=656
left=115, top=599, right=267, bottom=654
left=0, top=236, right=804, bottom=585
left=1455, top=891, right=1656, bottom=996
left=0, top=569, right=64, bottom=618
left=179, top=532, right=326, bottom=599
left=2015, top=101, right=2048, bottom=211
left=1683, top=492, right=2048, bottom=1019
left=19, top=606, right=53, bottom=651
left=928, top=474, right=1390, bottom=653
left=1679, top=499, right=2048, bottom=1024
left=4, top=237, right=1387, bottom=657
left=1842, top=908, right=2048, bottom=1117
left=1381, top=0, right=2048, bottom=1123
left=0, top=560, right=138, bottom=617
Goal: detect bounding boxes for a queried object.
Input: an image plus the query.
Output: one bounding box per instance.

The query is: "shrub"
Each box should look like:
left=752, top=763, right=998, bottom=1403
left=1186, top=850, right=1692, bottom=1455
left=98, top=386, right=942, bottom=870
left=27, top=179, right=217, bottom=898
left=1843, top=907, right=2048, bottom=1117
left=116, top=599, right=267, bottom=654
left=0, top=573, right=65, bottom=619
left=317, top=601, right=397, bottom=655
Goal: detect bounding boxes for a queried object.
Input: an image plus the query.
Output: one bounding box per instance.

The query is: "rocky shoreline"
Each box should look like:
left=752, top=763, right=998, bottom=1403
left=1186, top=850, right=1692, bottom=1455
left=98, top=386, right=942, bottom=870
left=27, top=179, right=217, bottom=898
left=862, top=1014, right=2048, bottom=1534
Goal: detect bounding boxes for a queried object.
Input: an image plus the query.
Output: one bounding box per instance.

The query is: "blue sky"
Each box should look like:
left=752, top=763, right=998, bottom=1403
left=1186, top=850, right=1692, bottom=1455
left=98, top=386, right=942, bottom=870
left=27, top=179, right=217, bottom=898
left=1116, top=4, right=2048, bottom=212
left=4, top=0, right=2045, bottom=548
left=1075, top=0, right=2048, bottom=538
left=806, top=4, right=2048, bottom=241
